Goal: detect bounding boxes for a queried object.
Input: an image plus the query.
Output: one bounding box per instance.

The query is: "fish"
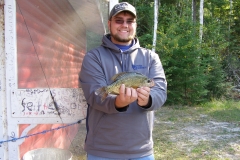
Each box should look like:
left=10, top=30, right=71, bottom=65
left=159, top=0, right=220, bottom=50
left=95, top=72, right=155, bottom=102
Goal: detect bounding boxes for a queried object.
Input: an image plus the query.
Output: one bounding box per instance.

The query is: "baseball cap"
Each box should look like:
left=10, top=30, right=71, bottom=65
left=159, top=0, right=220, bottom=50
left=109, top=2, right=136, bottom=20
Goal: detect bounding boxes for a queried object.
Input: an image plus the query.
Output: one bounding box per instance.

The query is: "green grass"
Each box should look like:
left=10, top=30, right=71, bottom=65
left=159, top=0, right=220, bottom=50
left=200, top=100, right=240, bottom=122
left=153, top=100, right=240, bottom=160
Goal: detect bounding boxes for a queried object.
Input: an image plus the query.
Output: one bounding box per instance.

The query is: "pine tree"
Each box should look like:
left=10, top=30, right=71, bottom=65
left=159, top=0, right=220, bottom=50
left=157, top=7, right=209, bottom=105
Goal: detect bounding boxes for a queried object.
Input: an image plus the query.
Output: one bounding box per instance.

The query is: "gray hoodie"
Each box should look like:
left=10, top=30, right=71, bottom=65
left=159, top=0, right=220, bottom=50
left=79, top=34, right=167, bottom=159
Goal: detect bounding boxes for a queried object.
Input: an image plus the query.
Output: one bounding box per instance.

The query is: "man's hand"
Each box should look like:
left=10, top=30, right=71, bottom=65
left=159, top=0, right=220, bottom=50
left=115, top=84, right=138, bottom=108
left=137, top=87, right=151, bottom=106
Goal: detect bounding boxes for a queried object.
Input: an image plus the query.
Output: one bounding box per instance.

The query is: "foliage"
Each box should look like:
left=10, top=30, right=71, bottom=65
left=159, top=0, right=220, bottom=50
left=119, top=0, right=239, bottom=105
left=204, top=0, right=240, bottom=89
left=157, top=7, right=209, bottom=105
left=201, top=20, right=229, bottom=99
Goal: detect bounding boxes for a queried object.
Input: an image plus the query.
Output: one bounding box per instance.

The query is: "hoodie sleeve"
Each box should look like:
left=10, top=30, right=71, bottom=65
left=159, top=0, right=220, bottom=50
left=142, top=51, right=167, bottom=111
left=79, top=49, right=120, bottom=114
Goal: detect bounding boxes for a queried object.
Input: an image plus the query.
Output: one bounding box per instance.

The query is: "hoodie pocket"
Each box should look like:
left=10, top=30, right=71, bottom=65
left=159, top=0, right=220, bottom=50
left=93, top=112, right=152, bottom=153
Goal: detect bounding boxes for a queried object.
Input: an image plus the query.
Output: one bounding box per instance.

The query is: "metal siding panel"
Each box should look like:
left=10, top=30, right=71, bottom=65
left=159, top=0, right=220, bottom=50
left=3, top=0, right=106, bottom=159
left=17, top=0, right=86, bottom=88
left=68, top=0, right=105, bottom=34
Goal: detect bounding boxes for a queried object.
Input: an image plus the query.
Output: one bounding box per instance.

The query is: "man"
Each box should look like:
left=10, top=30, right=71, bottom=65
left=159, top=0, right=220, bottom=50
left=80, top=2, right=167, bottom=160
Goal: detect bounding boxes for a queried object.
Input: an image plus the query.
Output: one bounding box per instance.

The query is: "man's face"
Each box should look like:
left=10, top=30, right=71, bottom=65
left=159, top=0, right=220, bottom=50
left=108, top=12, right=137, bottom=45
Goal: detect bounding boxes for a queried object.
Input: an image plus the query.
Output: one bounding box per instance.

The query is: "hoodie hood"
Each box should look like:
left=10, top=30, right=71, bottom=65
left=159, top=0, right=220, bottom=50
left=101, top=34, right=142, bottom=72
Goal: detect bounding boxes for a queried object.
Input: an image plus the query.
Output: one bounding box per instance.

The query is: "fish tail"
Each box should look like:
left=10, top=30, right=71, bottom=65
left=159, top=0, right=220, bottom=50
left=95, top=87, right=108, bottom=102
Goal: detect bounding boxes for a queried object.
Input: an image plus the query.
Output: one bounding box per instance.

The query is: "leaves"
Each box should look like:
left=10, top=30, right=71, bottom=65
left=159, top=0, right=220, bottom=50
left=120, top=0, right=239, bottom=104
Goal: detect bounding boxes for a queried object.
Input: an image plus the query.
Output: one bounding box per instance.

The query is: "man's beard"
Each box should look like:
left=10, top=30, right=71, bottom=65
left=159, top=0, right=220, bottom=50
left=111, top=33, right=135, bottom=43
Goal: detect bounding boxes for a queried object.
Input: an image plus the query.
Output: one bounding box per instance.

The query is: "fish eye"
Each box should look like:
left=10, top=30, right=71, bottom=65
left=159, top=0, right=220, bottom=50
left=147, top=79, right=151, bottom=83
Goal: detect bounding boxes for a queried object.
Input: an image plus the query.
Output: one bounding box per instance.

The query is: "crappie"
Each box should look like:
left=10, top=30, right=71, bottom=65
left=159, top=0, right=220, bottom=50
left=95, top=72, right=155, bottom=102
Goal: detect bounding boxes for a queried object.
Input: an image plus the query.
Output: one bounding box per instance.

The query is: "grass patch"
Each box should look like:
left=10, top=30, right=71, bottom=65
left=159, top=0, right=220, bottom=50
left=153, top=101, right=240, bottom=160
left=200, top=100, right=240, bottom=122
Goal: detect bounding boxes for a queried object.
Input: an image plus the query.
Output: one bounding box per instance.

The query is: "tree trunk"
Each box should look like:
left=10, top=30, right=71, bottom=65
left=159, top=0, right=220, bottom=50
left=199, top=0, right=204, bottom=42
left=152, top=0, right=159, bottom=52
left=192, top=0, right=197, bottom=23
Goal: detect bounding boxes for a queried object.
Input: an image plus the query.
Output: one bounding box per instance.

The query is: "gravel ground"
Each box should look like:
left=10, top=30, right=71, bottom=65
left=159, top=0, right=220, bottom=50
left=69, top=107, right=240, bottom=160
left=153, top=107, right=240, bottom=160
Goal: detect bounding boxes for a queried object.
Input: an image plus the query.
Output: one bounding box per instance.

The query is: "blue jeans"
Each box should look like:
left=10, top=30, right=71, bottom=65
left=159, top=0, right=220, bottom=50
left=87, top=154, right=155, bottom=160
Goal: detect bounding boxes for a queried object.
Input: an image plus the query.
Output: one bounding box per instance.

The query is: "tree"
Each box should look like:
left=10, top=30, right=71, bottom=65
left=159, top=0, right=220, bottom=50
left=157, top=0, right=228, bottom=104
left=192, top=0, right=197, bottom=23
left=199, top=0, right=204, bottom=42
left=157, top=7, right=209, bottom=105
left=152, top=0, right=159, bottom=52
left=120, top=0, right=239, bottom=104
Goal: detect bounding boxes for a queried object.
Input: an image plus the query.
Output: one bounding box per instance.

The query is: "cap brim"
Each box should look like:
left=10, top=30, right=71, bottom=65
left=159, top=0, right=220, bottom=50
left=110, top=10, right=136, bottom=19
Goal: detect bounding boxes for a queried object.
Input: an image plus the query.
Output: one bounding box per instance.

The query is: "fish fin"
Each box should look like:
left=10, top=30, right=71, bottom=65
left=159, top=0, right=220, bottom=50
left=133, top=72, right=146, bottom=77
left=111, top=72, right=146, bottom=82
left=95, top=87, right=108, bottom=102
left=150, top=79, right=155, bottom=87
left=111, top=72, right=126, bottom=81
left=101, top=93, right=108, bottom=102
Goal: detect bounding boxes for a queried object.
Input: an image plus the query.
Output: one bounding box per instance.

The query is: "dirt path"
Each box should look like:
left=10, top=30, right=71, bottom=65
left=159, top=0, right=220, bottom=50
left=70, top=107, right=240, bottom=159
left=153, top=107, right=240, bottom=159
